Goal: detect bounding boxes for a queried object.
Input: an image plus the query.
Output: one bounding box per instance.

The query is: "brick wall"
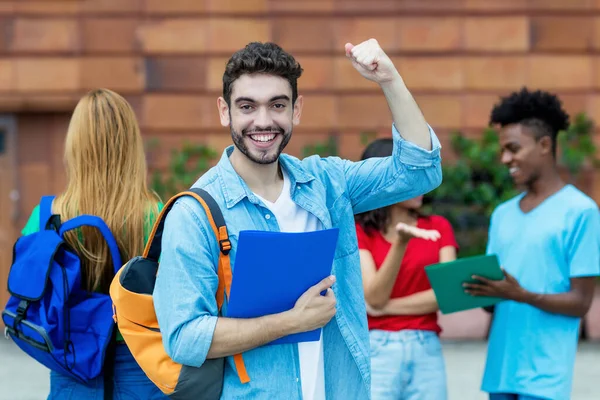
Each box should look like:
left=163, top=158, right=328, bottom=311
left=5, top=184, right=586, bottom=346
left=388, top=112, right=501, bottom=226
left=1, top=0, right=600, bottom=198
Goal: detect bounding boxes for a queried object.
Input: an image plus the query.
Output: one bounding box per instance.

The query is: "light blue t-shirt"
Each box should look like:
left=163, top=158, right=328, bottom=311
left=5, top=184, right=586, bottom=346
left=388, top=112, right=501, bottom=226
left=481, top=184, right=600, bottom=400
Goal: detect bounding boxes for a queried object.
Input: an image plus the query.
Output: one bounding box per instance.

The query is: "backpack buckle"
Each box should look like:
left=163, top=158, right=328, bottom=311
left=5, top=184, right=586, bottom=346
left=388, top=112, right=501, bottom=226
left=3, top=326, right=9, bottom=340
left=219, top=239, right=231, bottom=255
left=16, top=300, right=29, bottom=316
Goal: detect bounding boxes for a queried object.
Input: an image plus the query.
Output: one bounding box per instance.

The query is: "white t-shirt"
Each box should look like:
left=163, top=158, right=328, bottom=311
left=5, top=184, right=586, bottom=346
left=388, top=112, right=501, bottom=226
left=253, top=170, right=326, bottom=400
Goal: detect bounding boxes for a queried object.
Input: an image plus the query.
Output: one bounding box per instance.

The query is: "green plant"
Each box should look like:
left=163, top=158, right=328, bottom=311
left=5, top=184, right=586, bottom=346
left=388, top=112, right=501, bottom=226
left=422, top=112, right=597, bottom=257
left=302, top=134, right=338, bottom=158
left=558, top=112, right=599, bottom=179
left=149, top=140, right=218, bottom=200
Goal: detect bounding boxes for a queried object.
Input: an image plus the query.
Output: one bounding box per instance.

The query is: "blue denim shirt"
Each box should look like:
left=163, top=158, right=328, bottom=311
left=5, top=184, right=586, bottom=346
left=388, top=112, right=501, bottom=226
left=153, top=124, right=442, bottom=399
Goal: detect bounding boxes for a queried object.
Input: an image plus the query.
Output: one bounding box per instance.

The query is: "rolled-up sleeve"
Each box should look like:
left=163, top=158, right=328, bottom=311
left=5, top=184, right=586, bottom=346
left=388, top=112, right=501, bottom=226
left=337, top=123, right=442, bottom=215
left=396, top=124, right=441, bottom=167
left=153, top=197, right=219, bottom=367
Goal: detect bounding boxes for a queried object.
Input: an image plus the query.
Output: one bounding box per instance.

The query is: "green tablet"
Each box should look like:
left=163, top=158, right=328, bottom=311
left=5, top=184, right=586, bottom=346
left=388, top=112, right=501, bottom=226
left=424, top=254, right=505, bottom=314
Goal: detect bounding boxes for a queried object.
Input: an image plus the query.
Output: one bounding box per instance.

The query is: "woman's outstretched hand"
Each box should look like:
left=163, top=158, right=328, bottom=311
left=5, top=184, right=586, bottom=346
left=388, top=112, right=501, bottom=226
left=395, top=222, right=441, bottom=244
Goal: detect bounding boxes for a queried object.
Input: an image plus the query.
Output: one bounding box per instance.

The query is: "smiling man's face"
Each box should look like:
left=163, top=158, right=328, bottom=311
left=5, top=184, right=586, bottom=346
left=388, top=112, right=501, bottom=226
left=220, top=73, right=303, bottom=165
left=498, top=123, right=552, bottom=188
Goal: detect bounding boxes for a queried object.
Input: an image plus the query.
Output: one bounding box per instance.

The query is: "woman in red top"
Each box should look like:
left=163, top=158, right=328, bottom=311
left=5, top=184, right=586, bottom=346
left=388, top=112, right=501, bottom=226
left=356, top=138, right=458, bottom=400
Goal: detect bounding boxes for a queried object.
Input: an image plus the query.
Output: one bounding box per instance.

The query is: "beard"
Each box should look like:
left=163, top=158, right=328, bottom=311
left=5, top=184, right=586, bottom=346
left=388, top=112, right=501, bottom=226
left=230, top=125, right=292, bottom=165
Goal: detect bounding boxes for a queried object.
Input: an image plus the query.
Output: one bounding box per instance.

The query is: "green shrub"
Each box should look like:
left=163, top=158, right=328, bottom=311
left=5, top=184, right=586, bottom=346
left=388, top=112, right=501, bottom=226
left=149, top=140, right=218, bottom=200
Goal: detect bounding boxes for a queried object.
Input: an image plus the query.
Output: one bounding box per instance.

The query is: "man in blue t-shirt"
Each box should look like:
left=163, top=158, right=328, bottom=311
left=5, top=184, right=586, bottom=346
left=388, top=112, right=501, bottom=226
left=464, top=87, right=600, bottom=400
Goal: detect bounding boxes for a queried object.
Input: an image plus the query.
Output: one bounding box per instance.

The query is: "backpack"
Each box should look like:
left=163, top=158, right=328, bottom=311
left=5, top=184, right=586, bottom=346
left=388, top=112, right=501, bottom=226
left=2, top=195, right=122, bottom=386
left=109, top=188, right=249, bottom=400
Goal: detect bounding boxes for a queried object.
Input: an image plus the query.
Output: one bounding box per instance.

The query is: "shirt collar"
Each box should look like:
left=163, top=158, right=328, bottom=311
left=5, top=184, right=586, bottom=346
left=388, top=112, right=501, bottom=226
left=216, top=146, right=315, bottom=209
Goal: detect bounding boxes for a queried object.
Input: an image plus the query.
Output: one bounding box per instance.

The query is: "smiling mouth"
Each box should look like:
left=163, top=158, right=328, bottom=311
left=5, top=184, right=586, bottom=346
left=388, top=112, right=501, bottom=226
left=249, top=133, right=276, bottom=142
left=509, top=167, right=520, bottom=176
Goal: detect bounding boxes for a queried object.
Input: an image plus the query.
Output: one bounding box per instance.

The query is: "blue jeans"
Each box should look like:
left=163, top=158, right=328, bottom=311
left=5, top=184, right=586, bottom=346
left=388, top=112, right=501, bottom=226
left=489, top=394, right=547, bottom=400
left=370, top=329, right=447, bottom=400
left=47, top=343, right=168, bottom=400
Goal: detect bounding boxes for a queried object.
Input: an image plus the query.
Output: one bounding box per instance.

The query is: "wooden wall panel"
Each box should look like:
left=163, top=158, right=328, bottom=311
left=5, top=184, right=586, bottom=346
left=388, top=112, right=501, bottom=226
left=1, top=1, right=600, bottom=281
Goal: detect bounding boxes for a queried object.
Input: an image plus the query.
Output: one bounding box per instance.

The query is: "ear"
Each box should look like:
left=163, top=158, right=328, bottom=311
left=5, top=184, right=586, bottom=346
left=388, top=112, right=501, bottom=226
left=292, top=95, right=303, bottom=126
left=217, top=97, right=230, bottom=127
left=538, top=135, right=553, bottom=156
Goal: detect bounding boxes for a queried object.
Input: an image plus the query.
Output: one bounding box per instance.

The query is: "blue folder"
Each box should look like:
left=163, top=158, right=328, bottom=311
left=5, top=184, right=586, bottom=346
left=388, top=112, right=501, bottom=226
left=226, top=228, right=339, bottom=345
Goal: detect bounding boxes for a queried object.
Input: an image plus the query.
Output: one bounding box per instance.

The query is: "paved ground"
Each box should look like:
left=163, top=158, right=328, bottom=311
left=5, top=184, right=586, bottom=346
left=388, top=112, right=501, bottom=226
left=442, top=341, right=599, bottom=400
left=1, top=338, right=598, bottom=400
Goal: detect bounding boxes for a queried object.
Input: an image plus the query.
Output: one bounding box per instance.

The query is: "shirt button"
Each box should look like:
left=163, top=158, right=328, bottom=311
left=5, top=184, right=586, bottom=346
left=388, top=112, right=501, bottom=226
left=297, top=186, right=301, bottom=190
left=265, top=214, right=271, bottom=220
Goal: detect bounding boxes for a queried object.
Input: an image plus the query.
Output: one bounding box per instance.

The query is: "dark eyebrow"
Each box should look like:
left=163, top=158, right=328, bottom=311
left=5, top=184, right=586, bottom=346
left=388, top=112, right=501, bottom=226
left=234, top=95, right=290, bottom=104
left=269, top=95, right=290, bottom=102
left=234, top=97, right=256, bottom=104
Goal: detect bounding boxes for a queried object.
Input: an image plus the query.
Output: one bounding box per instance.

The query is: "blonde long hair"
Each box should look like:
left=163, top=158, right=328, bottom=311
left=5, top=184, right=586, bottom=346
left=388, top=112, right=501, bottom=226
left=54, top=89, right=160, bottom=293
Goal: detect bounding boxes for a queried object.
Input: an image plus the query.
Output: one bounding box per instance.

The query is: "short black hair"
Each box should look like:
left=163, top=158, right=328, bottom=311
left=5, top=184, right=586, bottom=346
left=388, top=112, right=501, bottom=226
left=222, top=42, right=303, bottom=106
left=489, top=87, right=570, bottom=156
left=360, top=137, right=393, bottom=160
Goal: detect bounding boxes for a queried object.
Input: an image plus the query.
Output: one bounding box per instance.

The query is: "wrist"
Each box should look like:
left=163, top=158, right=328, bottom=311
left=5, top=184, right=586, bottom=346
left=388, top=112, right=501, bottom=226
left=515, top=288, right=537, bottom=304
left=378, top=72, right=404, bottom=90
left=277, top=310, right=301, bottom=335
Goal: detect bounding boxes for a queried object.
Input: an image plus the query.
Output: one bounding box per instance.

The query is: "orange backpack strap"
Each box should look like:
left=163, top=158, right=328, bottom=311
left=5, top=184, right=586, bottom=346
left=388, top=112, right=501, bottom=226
left=143, top=188, right=250, bottom=384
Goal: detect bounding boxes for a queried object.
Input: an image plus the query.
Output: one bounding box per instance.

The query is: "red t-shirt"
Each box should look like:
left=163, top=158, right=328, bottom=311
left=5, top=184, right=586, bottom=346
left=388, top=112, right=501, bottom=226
left=356, top=215, right=458, bottom=334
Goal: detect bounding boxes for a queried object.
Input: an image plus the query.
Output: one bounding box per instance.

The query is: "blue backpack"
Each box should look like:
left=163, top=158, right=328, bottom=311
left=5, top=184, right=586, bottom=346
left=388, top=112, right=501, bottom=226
left=2, top=195, right=122, bottom=385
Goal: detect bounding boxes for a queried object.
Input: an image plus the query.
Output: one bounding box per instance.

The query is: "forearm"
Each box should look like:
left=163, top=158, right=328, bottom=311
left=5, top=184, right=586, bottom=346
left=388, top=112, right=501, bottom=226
left=519, top=291, right=591, bottom=318
left=365, top=243, right=406, bottom=308
left=380, top=75, right=431, bottom=150
left=207, top=312, right=299, bottom=358
left=382, top=289, right=439, bottom=315
left=207, top=311, right=299, bottom=358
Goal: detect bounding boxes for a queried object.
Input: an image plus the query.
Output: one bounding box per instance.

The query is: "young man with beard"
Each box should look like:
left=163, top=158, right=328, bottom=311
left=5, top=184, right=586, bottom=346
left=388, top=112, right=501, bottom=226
left=153, top=39, right=442, bottom=399
left=464, top=88, right=600, bottom=400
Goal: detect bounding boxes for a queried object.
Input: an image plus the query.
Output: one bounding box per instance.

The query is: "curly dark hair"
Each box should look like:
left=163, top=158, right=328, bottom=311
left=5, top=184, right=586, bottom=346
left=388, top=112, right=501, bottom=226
left=222, top=42, right=303, bottom=106
left=489, top=87, right=570, bottom=157
left=355, top=138, right=425, bottom=235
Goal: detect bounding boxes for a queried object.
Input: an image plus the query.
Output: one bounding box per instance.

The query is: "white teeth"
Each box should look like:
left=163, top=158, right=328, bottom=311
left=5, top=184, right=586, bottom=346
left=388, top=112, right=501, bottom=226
left=509, top=167, right=519, bottom=174
left=250, top=134, right=275, bottom=142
